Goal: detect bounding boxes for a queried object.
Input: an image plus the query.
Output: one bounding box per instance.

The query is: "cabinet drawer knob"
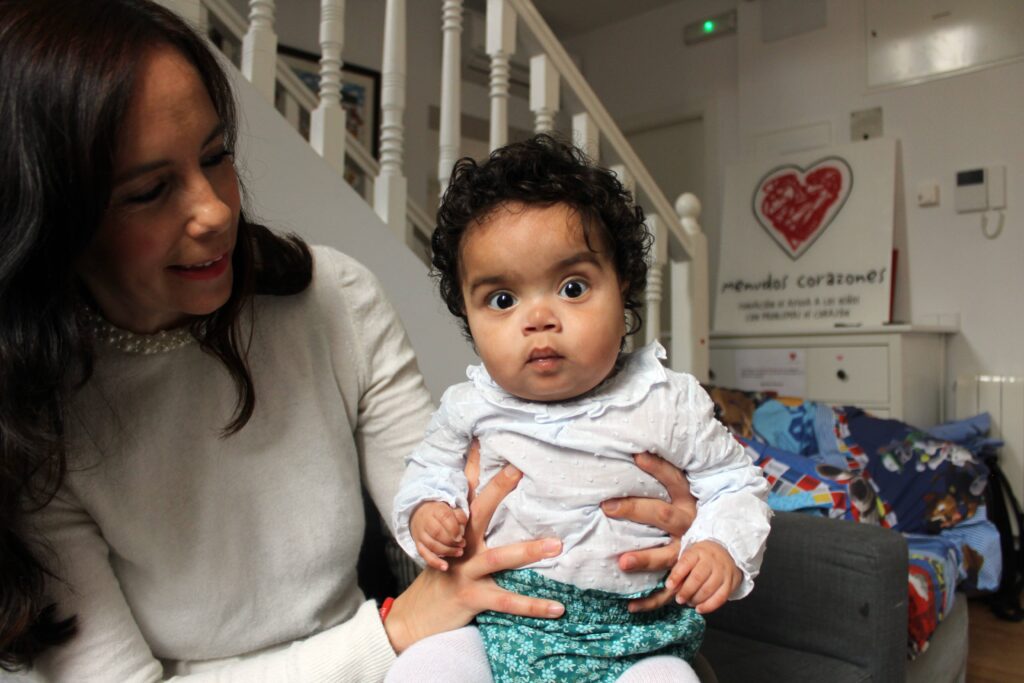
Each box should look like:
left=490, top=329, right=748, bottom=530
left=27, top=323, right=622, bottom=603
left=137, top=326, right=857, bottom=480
left=836, top=369, right=848, bottom=381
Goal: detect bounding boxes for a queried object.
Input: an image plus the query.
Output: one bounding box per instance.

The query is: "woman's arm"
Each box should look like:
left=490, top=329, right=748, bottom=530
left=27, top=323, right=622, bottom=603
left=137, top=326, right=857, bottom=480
left=33, top=489, right=404, bottom=683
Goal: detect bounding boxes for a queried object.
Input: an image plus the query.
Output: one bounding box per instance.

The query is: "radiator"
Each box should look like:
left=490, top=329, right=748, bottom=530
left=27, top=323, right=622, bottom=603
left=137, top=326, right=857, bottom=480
left=955, top=375, right=1024, bottom=504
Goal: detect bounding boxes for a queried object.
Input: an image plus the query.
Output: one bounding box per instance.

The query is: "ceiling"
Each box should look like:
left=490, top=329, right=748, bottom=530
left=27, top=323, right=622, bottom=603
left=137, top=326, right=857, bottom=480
left=465, top=0, right=684, bottom=39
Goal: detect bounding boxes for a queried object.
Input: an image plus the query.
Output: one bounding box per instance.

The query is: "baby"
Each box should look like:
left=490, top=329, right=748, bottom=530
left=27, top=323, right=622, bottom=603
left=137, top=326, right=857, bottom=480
left=393, top=135, right=771, bottom=682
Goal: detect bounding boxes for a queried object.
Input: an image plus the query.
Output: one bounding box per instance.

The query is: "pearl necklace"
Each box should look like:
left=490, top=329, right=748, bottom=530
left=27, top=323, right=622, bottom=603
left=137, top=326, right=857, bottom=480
left=85, top=308, right=195, bottom=355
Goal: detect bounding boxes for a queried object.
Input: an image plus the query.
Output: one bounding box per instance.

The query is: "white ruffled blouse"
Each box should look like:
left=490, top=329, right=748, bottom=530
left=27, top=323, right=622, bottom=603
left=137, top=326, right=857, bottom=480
left=393, top=342, right=771, bottom=597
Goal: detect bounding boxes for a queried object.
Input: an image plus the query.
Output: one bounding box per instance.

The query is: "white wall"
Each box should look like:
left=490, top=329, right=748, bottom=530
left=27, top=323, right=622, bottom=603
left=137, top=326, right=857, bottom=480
left=734, top=0, right=1024, bottom=407
left=564, top=0, right=1024, bottom=410
left=560, top=0, right=740, bottom=315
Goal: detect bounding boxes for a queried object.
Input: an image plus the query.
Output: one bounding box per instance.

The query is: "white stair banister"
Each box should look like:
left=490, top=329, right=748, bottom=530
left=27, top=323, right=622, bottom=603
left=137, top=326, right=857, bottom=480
left=644, top=213, right=667, bottom=348
left=310, top=0, right=347, bottom=173
left=529, top=54, right=558, bottom=134
left=572, top=112, right=599, bottom=161
left=670, top=193, right=710, bottom=380
left=438, top=0, right=464, bottom=197
left=240, top=0, right=277, bottom=102
left=486, top=0, right=517, bottom=152
left=374, top=0, right=408, bottom=235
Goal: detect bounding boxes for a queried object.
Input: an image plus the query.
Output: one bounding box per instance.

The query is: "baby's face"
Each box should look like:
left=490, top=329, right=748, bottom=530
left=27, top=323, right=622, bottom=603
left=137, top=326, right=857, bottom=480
left=459, top=202, right=625, bottom=402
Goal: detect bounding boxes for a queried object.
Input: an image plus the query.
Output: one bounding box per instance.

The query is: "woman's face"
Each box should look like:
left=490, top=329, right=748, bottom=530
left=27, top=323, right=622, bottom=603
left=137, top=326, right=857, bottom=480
left=77, top=45, right=240, bottom=333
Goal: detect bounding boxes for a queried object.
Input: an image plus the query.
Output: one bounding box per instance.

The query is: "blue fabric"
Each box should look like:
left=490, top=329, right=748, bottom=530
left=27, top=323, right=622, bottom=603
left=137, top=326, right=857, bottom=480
left=767, top=490, right=827, bottom=513
left=752, top=399, right=819, bottom=456
left=477, top=569, right=704, bottom=683
left=938, top=506, right=1002, bottom=591
left=835, top=408, right=989, bottom=534
left=926, top=412, right=1004, bottom=453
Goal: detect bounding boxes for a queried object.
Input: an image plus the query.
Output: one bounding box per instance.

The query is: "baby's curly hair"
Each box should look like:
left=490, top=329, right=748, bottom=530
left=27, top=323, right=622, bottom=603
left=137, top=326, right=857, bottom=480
left=432, top=134, right=652, bottom=340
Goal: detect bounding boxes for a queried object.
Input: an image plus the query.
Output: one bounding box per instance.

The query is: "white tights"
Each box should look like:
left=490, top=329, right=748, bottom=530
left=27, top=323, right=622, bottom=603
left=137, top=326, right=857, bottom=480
left=385, top=626, right=700, bottom=683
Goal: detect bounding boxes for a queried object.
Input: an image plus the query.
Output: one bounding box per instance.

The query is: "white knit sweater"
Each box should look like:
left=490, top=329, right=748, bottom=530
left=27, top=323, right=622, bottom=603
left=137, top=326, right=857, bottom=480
left=30, top=247, right=433, bottom=682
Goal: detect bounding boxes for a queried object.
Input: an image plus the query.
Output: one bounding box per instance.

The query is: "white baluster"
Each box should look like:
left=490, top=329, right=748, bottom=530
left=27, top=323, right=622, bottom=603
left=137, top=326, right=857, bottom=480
left=438, top=0, right=464, bottom=198
left=609, top=164, right=635, bottom=197
left=670, top=193, right=710, bottom=381
left=529, top=54, right=559, bottom=133
left=486, top=0, right=516, bottom=151
left=241, top=1, right=278, bottom=102
left=310, top=0, right=347, bottom=173
left=375, top=0, right=407, bottom=236
left=572, top=112, right=599, bottom=161
left=644, top=214, right=667, bottom=348
left=157, top=0, right=204, bottom=31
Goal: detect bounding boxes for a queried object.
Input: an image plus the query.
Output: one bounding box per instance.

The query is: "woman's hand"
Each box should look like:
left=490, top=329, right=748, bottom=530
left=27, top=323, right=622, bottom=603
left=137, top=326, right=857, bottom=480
left=384, top=445, right=564, bottom=653
left=600, top=452, right=697, bottom=612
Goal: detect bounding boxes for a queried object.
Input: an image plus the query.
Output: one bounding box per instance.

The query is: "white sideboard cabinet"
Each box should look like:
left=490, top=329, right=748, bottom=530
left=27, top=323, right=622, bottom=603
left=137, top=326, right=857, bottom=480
left=709, top=326, right=957, bottom=428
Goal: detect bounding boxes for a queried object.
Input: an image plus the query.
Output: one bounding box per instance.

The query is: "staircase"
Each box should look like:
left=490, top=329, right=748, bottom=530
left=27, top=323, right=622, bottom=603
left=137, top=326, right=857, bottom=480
left=159, top=0, right=710, bottom=398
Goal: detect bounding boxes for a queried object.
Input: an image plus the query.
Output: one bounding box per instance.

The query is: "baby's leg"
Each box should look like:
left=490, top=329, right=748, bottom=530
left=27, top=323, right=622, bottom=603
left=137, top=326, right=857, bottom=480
left=616, top=655, right=701, bottom=683
left=384, top=626, right=493, bottom=683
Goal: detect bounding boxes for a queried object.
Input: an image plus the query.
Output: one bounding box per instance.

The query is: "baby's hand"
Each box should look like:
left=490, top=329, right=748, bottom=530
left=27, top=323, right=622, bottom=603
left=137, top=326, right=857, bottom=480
left=666, top=540, right=742, bottom=614
left=409, top=501, right=468, bottom=571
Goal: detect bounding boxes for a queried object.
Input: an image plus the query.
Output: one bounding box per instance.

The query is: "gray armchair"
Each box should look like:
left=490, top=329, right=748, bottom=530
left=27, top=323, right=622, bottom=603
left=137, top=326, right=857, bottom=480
left=700, top=512, right=968, bottom=683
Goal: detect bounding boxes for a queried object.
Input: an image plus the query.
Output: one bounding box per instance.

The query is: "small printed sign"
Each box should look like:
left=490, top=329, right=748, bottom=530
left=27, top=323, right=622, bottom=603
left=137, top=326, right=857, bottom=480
left=714, top=138, right=895, bottom=333
left=733, top=348, right=806, bottom=396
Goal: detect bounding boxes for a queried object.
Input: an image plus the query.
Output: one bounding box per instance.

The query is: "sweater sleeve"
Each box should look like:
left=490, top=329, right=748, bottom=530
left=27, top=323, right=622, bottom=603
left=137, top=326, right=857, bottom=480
left=391, top=386, right=475, bottom=562
left=32, top=489, right=397, bottom=683
left=668, top=375, right=772, bottom=600
left=322, top=248, right=435, bottom=531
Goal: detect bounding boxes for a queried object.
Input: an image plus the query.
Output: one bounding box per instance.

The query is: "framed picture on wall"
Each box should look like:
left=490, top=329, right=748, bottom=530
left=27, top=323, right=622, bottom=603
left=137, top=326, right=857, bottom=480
left=277, top=44, right=381, bottom=159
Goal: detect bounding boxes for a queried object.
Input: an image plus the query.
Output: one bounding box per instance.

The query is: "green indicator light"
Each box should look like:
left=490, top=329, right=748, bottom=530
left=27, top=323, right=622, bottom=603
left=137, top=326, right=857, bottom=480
left=703, top=20, right=715, bottom=33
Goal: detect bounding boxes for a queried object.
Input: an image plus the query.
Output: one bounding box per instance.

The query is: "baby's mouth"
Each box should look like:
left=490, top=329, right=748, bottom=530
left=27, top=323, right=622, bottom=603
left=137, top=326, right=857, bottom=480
left=527, top=348, right=563, bottom=366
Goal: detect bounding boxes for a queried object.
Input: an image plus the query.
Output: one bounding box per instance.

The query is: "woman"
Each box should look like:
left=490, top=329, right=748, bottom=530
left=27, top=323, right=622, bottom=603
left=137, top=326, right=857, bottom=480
left=0, top=1, right=696, bottom=680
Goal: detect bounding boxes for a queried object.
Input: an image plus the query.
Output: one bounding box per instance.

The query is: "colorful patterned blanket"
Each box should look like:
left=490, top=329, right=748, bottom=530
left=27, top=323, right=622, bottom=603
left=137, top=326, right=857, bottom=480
left=705, top=388, right=1001, bottom=656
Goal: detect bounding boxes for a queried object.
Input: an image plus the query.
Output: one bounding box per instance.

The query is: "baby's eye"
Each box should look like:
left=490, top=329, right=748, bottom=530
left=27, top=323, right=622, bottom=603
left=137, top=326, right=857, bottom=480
left=559, top=280, right=589, bottom=299
left=486, top=291, right=518, bottom=310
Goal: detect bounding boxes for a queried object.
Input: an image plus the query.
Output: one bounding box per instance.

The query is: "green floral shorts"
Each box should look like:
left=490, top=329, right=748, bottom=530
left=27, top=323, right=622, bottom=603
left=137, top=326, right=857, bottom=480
left=476, top=569, right=705, bottom=683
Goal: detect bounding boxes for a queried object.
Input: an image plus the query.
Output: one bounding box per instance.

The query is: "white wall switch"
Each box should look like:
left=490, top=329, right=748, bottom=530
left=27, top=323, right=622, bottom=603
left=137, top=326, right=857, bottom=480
left=916, top=181, right=939, bottom=207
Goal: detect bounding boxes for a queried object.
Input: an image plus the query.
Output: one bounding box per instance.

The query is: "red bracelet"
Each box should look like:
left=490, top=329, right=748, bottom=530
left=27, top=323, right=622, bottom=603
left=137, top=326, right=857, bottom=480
left=379, top=597, right=395, bottom=622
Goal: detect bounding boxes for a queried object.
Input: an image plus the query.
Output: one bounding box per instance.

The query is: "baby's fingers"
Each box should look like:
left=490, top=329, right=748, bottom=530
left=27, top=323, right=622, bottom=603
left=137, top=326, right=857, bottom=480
left=425, top=513, right=462, bottom=547
left=689, top=573, right=724, bottom=607
left=695, top=582, right=732, bottom=615
left=440, top=509, right=467, bottom=545
left=675, top=559, right=711, bottom=606
left=418, top=532, right=465, bottom=559
left=664, top=552, right=697, bottom=592
left=415, top=541, right=451, bottom=572
left=626, top=584, right=676, bottom=613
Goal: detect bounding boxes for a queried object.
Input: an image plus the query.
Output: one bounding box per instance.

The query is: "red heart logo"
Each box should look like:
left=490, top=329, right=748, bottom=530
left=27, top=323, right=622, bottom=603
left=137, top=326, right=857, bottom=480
left=753, top=157, right=852, bottom=259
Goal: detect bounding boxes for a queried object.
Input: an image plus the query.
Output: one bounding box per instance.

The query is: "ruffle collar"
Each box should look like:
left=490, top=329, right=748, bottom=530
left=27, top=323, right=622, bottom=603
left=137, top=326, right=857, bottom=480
left=466, top=341, right=668, bottom=423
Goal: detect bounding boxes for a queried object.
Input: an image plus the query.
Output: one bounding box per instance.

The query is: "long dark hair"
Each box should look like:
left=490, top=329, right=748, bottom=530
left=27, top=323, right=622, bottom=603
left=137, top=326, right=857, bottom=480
left=0, top=0, right=312, bottom=668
